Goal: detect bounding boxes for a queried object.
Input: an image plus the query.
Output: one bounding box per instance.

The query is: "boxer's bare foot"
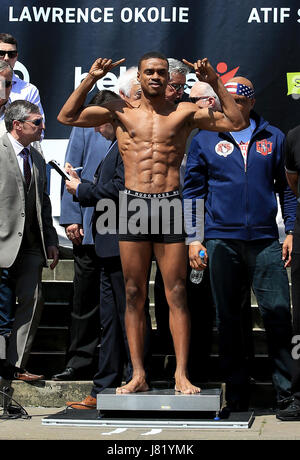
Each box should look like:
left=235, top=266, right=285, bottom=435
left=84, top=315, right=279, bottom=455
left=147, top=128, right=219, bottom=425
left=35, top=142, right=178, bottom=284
left=116, top=375, right=149, bottom=394
left=174, top=374, right=201, bottom=394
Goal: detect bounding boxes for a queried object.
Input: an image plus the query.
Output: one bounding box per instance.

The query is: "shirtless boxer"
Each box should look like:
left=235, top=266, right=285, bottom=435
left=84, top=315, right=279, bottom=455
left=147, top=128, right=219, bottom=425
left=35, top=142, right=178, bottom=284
left=57, top=52, right=245, bottom=394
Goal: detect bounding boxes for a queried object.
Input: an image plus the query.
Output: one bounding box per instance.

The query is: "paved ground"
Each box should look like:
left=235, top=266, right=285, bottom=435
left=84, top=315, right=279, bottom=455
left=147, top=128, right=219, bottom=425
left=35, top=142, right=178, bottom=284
left=0, top=407, right=300, bottom=441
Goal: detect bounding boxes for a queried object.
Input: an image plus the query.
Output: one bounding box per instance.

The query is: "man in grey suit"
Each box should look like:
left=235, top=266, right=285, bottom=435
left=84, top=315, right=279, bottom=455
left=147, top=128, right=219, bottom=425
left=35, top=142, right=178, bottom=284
left=0, top=100, right=59, bottom=381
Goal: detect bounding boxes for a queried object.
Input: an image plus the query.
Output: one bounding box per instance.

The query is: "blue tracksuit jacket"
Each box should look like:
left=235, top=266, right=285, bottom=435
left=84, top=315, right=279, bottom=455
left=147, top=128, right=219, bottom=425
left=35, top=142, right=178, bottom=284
left=183, top=112, right=297, bottom=241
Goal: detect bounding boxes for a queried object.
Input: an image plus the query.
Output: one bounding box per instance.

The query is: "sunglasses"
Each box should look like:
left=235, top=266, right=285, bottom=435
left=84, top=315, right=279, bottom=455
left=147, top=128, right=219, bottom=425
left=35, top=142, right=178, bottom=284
left=189, top=96, right=210, bottom=103
left=22, top=118, right=44, bottom=127
left=0, top=80, right=12, bottom=88
left=0, top=50, right=18, bottom=58
left=169, top=83, right=187, bottom=92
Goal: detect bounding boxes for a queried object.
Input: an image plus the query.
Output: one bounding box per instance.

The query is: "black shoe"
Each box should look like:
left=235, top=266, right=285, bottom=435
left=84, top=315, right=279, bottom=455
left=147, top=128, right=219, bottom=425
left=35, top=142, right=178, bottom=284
left=276, top=399, right=300, bottom=421
left=52, top=367, right=76, bottom=381
left=277, top=395, right=294, bottom=410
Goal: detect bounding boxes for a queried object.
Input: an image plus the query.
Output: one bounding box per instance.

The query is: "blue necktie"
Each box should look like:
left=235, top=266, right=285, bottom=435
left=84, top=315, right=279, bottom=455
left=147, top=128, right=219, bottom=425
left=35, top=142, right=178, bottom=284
left=20, top=148, right=31, bottom=189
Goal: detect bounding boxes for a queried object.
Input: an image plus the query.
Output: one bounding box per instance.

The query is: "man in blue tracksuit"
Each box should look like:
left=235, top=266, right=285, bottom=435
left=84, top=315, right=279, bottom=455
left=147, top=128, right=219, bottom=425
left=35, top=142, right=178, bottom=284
left=183, top=76, right=297, bottom=413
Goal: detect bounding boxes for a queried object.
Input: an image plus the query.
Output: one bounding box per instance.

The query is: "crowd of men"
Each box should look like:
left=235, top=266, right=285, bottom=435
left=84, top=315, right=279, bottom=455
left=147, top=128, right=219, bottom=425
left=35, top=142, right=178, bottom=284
left=0, top=32, right=300, bottom=421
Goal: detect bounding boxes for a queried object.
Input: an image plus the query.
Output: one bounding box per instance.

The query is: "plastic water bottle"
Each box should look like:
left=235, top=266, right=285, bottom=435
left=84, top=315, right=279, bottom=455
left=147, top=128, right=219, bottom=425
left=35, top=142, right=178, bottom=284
left=190, top=250, right=206, bottom=284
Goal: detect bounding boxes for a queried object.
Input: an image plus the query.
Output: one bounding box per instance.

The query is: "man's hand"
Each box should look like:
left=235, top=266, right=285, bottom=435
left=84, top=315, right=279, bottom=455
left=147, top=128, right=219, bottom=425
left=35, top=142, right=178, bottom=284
left=189, top=241, right=208, bottom=270
left=88, top=57, right=125, bottom=80
left=65, top=224, right=84, bottom=246
left=47, top=245, right=59, bottom=270
left=183, top=58, right=218, bottom=86
left=65, top=162, right=81, bottom=196
left=282, top=234, right=293, bottom=268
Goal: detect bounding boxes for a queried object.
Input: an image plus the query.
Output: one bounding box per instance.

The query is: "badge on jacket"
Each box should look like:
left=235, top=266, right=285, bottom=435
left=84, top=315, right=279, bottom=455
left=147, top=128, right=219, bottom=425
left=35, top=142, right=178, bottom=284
left=215, top=141, right=234, bottom=157
left=256, top=140, right=272, bottom=156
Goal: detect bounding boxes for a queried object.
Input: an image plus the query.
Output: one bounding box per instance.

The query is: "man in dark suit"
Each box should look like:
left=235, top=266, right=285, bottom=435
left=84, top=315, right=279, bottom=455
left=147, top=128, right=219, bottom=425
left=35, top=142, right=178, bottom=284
left=67, top=123, right=131, bottom=407
left=0, top=100, right=59, bottom=381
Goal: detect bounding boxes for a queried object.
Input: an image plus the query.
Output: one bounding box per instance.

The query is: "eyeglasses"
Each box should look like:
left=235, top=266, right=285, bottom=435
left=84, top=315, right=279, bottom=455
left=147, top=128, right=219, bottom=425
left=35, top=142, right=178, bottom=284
left=0, top=80, right=12, bottom=88
left=169, top=83, right=187, bottom=92
left=189, top=96, right=210, bottom=103
left=0, top=50, right=18, bottom=58
left=22, top=118, right=44, bottom=127
left=133, top=89, right=142, bottom=100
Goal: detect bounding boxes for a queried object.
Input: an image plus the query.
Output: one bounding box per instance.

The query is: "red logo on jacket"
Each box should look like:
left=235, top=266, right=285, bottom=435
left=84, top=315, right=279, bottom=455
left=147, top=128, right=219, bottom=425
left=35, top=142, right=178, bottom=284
left=256, top=140, right=272, bottom=156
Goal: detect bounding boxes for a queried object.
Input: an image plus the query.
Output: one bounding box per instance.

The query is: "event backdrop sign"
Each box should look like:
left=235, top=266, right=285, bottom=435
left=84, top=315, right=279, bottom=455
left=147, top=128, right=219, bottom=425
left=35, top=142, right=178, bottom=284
left=0, top=0, right=299, bottom=244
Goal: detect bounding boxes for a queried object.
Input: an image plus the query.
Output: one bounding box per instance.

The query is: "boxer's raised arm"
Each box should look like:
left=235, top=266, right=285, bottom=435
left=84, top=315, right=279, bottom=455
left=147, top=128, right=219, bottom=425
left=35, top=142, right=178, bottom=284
left=57, top=57, right=125, bottom=127
left=193, top=103, right=244, bottom=132
left=183, top=58, right=245, bottom=132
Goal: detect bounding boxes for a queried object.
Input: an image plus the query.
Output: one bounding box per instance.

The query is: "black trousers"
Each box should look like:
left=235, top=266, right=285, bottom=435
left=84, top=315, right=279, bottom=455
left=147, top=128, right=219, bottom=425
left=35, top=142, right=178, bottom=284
left=92, top=256, right=152, bottom=396
left=154, top=262, right=215, bottom=381
left=154, top=261, right=253, bottom=383
left=67, top=244, right=101, bottom=372
left=92, top=257, right=130, bottom=394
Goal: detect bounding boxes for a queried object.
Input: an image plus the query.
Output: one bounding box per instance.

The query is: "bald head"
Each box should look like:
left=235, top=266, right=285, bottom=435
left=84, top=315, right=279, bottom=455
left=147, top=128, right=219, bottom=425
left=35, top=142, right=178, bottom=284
left=190, top=82, right=216, bottom=98
left=225, top=76, right=255, bottom=123
left=189, top=81, right=221, bottom=111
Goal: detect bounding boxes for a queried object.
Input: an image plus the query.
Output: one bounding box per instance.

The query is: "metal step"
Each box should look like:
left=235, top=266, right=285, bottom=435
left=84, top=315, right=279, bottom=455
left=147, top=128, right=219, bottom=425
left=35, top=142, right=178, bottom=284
left=31, top=326, right=69, bottom=352
left=25, top=351, right=99, bottom=380
left=41, top=280, right=73, bottom=303
left=39, top=302, right=71, bottom=327
left=97, top=387, right=223, bottom=413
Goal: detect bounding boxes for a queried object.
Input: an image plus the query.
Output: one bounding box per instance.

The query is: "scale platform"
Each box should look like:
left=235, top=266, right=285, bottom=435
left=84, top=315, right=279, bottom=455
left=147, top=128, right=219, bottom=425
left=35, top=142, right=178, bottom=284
left=42, top=388, right=254, bottom=429
left=97, top=388, right=222, bottom=413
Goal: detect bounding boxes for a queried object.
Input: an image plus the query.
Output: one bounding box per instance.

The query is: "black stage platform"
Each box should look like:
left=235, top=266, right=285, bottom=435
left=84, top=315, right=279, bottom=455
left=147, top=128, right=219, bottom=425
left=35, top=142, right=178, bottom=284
left=42, top=408, right=255, bottom=429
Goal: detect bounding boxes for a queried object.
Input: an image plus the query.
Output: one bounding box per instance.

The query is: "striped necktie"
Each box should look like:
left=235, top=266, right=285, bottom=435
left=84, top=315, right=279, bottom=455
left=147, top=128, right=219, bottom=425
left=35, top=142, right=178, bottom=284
left=20, top=148, right=31, bottom=189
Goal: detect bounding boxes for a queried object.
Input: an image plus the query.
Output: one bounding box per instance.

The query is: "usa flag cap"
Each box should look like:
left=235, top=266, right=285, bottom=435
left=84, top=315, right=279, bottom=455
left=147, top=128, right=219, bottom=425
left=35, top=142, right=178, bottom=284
left=224, top=82, right=255, bottom=99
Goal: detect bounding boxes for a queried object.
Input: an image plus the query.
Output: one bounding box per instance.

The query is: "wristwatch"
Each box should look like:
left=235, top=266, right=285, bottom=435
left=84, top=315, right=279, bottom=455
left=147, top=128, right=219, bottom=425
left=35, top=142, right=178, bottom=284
left=286, top=230, right=294, bottom=235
